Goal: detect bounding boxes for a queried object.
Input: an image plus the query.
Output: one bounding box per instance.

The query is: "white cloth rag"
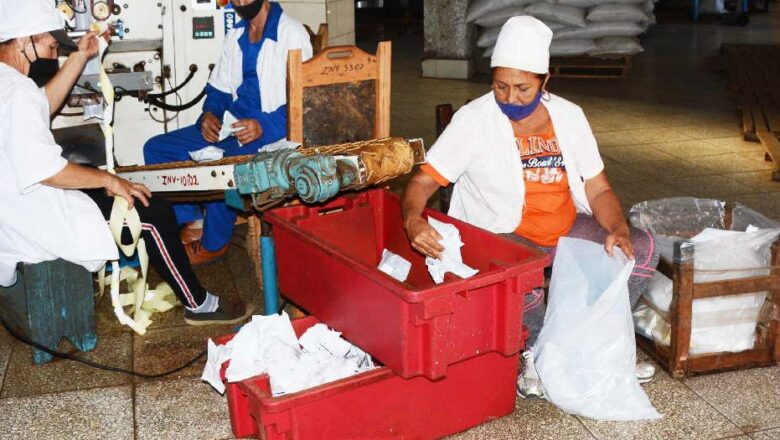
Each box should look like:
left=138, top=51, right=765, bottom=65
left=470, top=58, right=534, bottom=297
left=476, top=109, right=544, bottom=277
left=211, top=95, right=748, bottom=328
left=377, top=249, right=412, bottom=282
left=218, top=111, right=243, bottom=144
left=188, top=146, right=225, bottom=162
left=425, top=217, right=479, bottom=284
left=202, top=313, right=375, bottom=396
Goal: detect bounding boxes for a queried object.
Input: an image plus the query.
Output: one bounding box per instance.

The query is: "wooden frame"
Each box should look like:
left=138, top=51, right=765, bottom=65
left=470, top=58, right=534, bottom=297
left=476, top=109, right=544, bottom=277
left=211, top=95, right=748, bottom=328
left=287, top=41, right=392, bottom=145
left=638, top=222, right=780, bottom=379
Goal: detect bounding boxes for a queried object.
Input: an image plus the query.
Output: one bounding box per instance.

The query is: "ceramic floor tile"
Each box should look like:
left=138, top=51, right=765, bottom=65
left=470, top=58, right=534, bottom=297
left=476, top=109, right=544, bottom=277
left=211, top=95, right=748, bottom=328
left=604, top=161, right=654, bottom=185
left=134, top=377, right=233, bottom=440
left=648, top=140, right=735, bottom=159
left=0, top=326, right=13, bottom=390
left=670, top=175, right=756, bottom=199
left=696, top=153, right=776, bottom=174
left=132, top=323, right=235, bottom=383
left=1, top=325, right=132, bottom=398
left=724, top=171, right=780, bottom=194
left=677, top=123, right=744, bottom=140
left=685, top=367, right=780, bottom=433
left=448, top=399, right=595, bottom=440
left=702, top=136, right=767, bottom=153
left=631, top=158, right=717, bottom=180
left=613, top=181, right=684, bottom=212
left=0, top=385, right=133, bottom=440
left=732, top=193, right=780, bottom=221
left=597, top=128, right=695, bottom=149
left=751, top=428, right=780, bottom=439
left=577, top=373, right=743, bottom=440
left=601, top=145, right=679, bottom=164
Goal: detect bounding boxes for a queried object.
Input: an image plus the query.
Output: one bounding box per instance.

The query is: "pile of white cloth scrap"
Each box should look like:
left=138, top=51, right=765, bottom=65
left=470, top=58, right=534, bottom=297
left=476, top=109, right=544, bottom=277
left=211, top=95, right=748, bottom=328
left=202, top=313, right=375, bottom=396
left=471, top=0, right=657, bottom=58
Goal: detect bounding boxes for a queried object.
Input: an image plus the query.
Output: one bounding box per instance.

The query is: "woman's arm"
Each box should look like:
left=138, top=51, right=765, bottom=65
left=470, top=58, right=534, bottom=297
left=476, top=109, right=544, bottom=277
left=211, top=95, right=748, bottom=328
left=45, top=32, right=102, bottom=115
left=584, top=172, right=635, bottom=259
left=43, top=163, right=152, bottom=210
left=401, top=171, right=444, bottom=259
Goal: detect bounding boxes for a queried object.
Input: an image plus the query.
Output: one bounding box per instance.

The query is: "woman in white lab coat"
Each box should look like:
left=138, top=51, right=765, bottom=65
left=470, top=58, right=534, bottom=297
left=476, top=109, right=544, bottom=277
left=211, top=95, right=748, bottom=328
left=400, top=16, right=659, bottom=398
left=0, top=0, right=252, bottom=326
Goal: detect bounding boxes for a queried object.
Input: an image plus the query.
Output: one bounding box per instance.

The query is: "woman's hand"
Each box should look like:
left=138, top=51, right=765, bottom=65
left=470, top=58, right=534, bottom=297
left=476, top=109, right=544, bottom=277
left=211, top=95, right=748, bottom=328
left=405, top=216, right=444, bottom=259
left=105, top=175, right=152, bottom=210
left=233, top=119, right=263, bottom=145
left=200, top=112, right=222, bottom=143
left=605, top=225, right=635, bottom=260
left=76, top=30, right=104, bottom=60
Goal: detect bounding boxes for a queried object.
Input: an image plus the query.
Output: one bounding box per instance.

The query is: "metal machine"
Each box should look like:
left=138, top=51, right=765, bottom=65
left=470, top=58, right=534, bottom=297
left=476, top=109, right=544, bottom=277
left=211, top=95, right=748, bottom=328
left=51, top=0, right=237, bottom=167
left=117, top=137, right=426, bottom=208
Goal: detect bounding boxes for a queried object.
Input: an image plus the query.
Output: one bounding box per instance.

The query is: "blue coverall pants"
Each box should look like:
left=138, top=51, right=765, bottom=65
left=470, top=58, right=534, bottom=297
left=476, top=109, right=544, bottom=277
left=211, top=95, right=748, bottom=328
left=143, top=124, right=262, bottom=251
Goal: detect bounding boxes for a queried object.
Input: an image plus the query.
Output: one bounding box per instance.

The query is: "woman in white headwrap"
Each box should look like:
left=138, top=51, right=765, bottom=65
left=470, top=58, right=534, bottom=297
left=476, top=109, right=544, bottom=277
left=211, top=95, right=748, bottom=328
left=400, top=16, right=658, bottom=398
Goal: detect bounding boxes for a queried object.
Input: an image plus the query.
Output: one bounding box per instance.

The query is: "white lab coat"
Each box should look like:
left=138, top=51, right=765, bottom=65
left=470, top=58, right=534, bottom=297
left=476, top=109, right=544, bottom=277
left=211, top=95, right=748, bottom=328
left=426, top=92, right=605, bottom=234
left=208, top=10, right=313, bottom=114
left=0, top=63, right=117, bottom=287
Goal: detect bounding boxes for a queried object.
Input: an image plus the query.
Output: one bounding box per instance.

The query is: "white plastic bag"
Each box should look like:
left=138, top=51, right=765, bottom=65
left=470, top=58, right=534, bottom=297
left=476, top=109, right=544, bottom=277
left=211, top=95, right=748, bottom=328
left=554, top=21, right=644, bottom=40
left=524, top=2, right=588, bottom=28
left=535, top=238, right=662, bottom=421
left=587, top=4, right=649, bottom=23
left=466, top=0, right=534, bottom=22
left=589, top=37, right=644, bottom=55
left=557, top=0, right=601, bottom=8
left=550, top=39, right=597, bottom=56
left=474, top=7, right=528, bottom=27
left=478, top=20, right=564, bottom=48
left=477, top=26, right=503, bottom=48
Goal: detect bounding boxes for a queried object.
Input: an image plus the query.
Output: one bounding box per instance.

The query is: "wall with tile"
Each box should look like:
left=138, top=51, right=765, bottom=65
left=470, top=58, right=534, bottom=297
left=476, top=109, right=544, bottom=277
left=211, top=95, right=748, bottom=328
left=279, top=0, right=355, bottom=46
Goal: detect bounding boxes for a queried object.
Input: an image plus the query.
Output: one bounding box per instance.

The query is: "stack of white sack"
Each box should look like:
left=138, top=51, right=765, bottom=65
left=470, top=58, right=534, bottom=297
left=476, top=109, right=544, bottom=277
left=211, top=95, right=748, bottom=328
left=633, top=226, right=780, bottom=355
left=202, top=312, right=376, bottom=396
left=470, top=0, right=657, bottom=58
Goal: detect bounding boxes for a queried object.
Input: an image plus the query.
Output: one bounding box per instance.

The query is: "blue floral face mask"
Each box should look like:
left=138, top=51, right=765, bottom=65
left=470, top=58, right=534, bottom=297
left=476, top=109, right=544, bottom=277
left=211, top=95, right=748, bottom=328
left=496, top=91, right=543, bottom=121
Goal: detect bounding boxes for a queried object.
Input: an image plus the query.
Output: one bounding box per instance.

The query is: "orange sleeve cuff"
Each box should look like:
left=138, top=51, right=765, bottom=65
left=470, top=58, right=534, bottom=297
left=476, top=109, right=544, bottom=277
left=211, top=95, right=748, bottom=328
left=420, top=163, right=450, bottom=187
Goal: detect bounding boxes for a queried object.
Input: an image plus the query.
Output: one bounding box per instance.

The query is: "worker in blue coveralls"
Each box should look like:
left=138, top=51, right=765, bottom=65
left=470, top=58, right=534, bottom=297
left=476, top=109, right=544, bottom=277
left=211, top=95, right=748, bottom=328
left=143, top=0, right=312, bottom=265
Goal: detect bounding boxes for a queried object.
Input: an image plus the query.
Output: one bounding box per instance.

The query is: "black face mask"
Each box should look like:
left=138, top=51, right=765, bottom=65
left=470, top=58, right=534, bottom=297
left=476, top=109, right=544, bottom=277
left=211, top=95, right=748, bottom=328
left=24, top=38, right=60, bottom=87
left=234, top=0, right=264, bottom=21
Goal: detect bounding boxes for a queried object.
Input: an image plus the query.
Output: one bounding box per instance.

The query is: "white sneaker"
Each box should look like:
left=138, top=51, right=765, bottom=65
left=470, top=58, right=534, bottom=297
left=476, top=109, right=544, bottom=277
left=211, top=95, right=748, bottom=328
left=517, top=349, right=545, bottom=399
left=635, top=361, right=656, bottom=384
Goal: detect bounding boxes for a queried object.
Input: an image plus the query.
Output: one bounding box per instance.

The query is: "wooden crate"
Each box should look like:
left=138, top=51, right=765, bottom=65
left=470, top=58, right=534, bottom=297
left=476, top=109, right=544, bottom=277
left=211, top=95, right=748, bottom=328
left=549, top=55, right=632, bottom=79
left=637, top=235, right=780, bottom=379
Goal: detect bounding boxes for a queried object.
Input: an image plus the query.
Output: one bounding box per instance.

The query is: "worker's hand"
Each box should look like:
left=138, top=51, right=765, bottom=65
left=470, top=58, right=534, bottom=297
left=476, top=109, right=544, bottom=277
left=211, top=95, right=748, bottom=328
left=200, top=112, right=222, bottom=143
left=604, top=225, right=635, bottom=260
left=405, top=216, right=444, bottom=260
left=233, top=119, right=262, bottom=145
left=105, top=175, right=152, bottom=210
left=75, top=31, right=104, bottom=60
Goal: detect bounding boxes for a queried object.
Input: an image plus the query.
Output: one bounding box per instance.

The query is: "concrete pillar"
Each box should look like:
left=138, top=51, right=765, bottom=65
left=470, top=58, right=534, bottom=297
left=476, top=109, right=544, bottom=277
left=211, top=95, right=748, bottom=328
left=422, top=0, right=475, bottom=79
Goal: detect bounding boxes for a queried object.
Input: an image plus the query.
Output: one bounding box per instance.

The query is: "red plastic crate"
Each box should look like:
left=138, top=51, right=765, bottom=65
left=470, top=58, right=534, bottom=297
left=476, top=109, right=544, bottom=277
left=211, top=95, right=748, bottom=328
left=265, top=189, right=548, bottom=380
left=217, top=316, right=521, bottom=440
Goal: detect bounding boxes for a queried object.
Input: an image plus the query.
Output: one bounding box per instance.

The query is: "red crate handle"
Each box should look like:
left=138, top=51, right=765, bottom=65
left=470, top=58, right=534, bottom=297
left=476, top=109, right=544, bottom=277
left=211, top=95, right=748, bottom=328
left=308, top=196, right=358, bottom=217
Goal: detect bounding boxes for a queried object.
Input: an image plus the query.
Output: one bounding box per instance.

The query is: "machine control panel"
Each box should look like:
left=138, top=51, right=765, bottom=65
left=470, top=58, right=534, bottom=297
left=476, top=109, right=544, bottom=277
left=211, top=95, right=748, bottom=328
left=192, top=16, right=215, bottom=39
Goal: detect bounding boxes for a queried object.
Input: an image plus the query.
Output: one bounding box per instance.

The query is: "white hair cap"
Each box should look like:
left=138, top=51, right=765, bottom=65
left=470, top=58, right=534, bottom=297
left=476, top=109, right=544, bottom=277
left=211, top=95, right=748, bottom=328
left=0, top=0, right=75, bottom=49
left=490, top=16, right=553, bottom=74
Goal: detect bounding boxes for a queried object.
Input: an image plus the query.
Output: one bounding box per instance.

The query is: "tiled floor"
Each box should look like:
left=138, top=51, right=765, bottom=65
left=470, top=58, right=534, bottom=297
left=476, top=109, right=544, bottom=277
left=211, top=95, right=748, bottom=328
left=2, top=5, right=780, bottom=440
